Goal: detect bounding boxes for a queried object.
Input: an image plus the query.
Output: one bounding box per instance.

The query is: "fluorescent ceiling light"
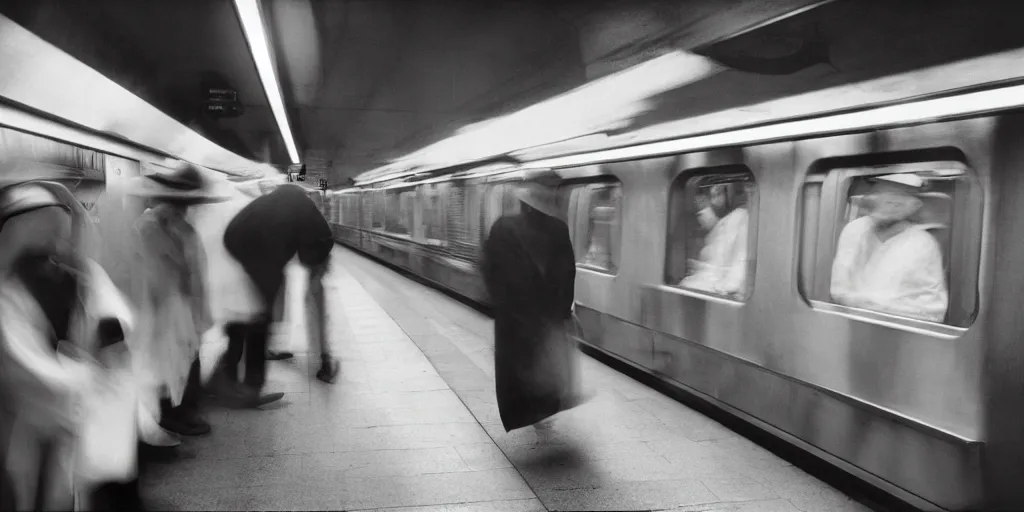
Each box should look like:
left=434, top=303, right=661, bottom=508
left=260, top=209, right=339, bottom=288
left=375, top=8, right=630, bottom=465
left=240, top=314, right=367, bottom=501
left=234, top=0, right=300, bottom=165
left=524, top=82, right=1024, bottom=170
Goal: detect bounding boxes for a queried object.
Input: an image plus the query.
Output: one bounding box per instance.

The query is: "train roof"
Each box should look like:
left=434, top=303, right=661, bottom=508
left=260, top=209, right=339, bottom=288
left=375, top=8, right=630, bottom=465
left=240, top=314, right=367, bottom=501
left=350, top=45, right=1024, bottom=188
left=517, top=46, right=1024, bottom=169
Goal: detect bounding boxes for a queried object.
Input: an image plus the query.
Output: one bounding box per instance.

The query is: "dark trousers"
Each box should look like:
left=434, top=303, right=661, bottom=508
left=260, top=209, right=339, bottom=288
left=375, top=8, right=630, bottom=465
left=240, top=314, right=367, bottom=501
left=219, top=321, right=270, bottom=389
left=159, top=357, right=202, bottom=419
left=88, top=478, right=142, bottom=511
left=216, top=262, right=283, bottom=391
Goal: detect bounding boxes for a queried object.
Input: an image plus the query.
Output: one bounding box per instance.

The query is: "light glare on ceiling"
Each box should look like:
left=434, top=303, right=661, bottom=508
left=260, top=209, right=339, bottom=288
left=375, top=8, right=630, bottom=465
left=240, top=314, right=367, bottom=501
left=524, top=82, right=1024, bottom=170
left=234, top=0, right=301, bottom=165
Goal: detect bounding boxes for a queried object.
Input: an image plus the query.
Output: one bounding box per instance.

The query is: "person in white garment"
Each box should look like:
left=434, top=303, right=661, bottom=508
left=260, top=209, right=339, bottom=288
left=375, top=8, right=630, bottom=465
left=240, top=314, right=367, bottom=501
left=679, top=183, right=750, bottom=298
left=829, top=173, right=948, bottom=322
left=0, top=180, right=144, bottom=510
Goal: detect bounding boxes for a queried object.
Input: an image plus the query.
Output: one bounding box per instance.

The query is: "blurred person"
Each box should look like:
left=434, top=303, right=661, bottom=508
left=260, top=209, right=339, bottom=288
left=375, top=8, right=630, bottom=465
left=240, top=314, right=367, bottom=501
left=679, top=182, right=750, bottom=298
left=0, top=180, right=141, bottom=510
left=188, top=180, right=290, bottom=368
left=228, top=179, right=295, bottom=361
left=481, top=172, right=588, bottom=436
left=830, top=174, right=948, bottom=322
left=207, top=180, right=339, bottom=410
left=126, top=164, right=227, bottom=437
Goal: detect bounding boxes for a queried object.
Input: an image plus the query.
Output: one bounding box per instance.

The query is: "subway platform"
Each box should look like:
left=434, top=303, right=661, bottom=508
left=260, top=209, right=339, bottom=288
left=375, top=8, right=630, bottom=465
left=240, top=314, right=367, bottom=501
left=140, top=247, right=872, bottom=512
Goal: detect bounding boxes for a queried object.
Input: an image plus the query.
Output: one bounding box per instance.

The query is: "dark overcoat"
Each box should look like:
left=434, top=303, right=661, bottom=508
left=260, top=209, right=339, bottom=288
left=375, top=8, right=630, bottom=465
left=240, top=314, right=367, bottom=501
left=481, top=202, right=582, bottom=432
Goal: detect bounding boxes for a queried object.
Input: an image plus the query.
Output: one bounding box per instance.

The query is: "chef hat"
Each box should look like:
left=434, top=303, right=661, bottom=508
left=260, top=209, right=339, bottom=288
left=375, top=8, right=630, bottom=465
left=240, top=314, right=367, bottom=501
left=872, top=173, right=925, bottom=194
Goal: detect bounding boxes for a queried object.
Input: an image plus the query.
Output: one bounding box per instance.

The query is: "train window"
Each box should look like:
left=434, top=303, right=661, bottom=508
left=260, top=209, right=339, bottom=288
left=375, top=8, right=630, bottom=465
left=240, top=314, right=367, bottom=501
left=370, top=192, right=385, bottom=230
left=666, top=166, right=757, bottom=301
left=420, top=183, right=447, bottom=242
left=384, top=190, right=414, bottom=235
left=799, top=161, right=980, bottom=328
left=445, top=182, right=480, bottom=261
left=563, top=179, right=623, bottom=274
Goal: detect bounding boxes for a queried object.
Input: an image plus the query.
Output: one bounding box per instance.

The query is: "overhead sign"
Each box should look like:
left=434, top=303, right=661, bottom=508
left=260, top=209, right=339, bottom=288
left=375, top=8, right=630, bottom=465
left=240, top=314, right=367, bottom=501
left=205, top=86, right=244, bottom=118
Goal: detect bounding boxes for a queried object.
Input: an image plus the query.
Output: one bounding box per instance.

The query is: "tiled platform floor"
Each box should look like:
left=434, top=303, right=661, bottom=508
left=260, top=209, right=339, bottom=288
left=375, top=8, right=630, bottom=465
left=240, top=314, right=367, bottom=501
left=140, top=247, right=871, bottom=512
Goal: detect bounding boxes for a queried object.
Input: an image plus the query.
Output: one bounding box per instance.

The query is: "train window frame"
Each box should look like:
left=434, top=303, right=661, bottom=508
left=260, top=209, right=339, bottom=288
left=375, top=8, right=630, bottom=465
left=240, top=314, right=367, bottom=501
left=798, top=160, right=981, bottom=333
left=559, top=177, right=624, bottom=276
left=665, top=165, right=758, bottom=302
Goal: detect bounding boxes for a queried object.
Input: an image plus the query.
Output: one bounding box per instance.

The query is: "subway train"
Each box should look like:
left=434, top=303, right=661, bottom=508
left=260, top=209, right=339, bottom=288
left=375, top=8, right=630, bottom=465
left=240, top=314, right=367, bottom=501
left=310, top=47, right=1024, bottom=512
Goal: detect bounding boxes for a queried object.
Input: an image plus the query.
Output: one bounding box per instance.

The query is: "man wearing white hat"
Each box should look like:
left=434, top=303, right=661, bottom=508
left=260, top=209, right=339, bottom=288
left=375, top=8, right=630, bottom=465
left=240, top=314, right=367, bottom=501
left=830, top=173, right=948, bottom=322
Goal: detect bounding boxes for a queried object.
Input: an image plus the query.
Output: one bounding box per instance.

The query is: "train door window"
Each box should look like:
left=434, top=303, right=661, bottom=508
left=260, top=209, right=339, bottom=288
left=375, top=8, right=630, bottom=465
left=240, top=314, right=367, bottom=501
left=799, top=161, right=980, bottom=328
left=561, top=179, right=623, bottom=274
left=666, top=166, right=757, bottom=301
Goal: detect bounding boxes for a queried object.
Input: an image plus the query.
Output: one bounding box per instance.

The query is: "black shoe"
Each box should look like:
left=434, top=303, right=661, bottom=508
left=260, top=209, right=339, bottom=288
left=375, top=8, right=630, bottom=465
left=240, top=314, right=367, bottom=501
left=160, top=414, right=211, bottom=437
left=267, top=350, right=294, bottom=361
left=316, top=358, right=340, bottom=384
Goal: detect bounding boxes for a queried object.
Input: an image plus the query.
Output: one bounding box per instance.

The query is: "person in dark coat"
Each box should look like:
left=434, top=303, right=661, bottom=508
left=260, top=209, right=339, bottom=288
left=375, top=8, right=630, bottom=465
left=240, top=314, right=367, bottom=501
left=208, top=182, right=340, bottom=408
left=481, top=172, right=586, bottom=434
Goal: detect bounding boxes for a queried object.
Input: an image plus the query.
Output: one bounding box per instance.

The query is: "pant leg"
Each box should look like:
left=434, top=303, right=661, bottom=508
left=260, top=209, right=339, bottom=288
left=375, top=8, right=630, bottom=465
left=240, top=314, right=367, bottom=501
left=89, top=478, right=142, bottom=512
left=238, top=264, right=283, bottom=391
left=162, top=358, right=202, bottom=420
left=243, top=320, right=270, bottom=389
left=216, top=322, right=248, bottom=382
left=177, top=357, right=203, bottom=414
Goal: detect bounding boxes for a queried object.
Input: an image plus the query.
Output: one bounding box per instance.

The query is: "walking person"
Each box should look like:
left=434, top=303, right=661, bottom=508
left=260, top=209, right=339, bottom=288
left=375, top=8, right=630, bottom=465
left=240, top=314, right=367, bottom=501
left=126, top=163, right=228, bottom=436
left=480, top=172, right=589, bottom=436
left=0, top=179, right=142, bottom=510
left=208, top=181, right=339, bottom=408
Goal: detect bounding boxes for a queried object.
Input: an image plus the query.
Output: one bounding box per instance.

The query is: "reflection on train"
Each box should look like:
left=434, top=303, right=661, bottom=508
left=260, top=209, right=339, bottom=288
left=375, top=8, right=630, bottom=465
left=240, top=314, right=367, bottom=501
left=307, top=50, right=1024, bottom=512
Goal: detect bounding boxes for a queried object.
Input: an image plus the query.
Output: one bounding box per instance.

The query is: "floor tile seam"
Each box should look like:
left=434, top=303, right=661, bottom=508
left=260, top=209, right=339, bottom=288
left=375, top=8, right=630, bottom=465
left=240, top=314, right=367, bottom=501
left=180, top=446, right=492, bottom=465
left=148, top=466, right=507, bottom=489
left=343, top=497, right=548, bottom=512
left=154, top=466, right=535, bottom=487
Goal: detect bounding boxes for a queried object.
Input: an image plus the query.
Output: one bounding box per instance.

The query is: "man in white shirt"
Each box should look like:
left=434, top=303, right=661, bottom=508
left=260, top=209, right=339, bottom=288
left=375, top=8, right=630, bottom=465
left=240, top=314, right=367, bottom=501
left=830, top=173, right=948, bottom=322
left=679, top=183, right=750, bottom=298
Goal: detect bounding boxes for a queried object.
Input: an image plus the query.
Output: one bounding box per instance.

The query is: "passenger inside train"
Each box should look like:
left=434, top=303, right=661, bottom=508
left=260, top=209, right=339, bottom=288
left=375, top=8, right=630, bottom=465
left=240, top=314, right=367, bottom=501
left=678, top=180, right=752, bottom=298
left=830, top=173, right=949, bottom=323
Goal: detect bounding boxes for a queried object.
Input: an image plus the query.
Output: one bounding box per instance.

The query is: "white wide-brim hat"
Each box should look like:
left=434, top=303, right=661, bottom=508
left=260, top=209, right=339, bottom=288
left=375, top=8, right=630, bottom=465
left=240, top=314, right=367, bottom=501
left=514, top=171, right=562, bottom=217
left=873, top=173, right=925, bottom=194
left=126, top=162, right=232, bottom=204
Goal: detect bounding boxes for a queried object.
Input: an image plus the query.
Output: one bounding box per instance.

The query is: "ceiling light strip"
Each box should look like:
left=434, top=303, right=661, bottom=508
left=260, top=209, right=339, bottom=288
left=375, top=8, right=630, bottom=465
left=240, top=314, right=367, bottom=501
left=234, top=0, right=300, bottom=164
left=525, top=82, right=1024, bottom=170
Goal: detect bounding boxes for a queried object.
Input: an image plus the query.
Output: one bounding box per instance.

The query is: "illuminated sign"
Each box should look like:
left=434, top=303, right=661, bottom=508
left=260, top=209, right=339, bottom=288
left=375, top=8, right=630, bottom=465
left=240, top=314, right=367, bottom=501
left=205, top=86, right=244, bottom=118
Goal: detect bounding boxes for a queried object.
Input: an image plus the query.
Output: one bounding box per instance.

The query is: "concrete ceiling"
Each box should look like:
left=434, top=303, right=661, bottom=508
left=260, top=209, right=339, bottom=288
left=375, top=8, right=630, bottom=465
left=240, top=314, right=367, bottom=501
left=4, top=0, right=1024, bottom=184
